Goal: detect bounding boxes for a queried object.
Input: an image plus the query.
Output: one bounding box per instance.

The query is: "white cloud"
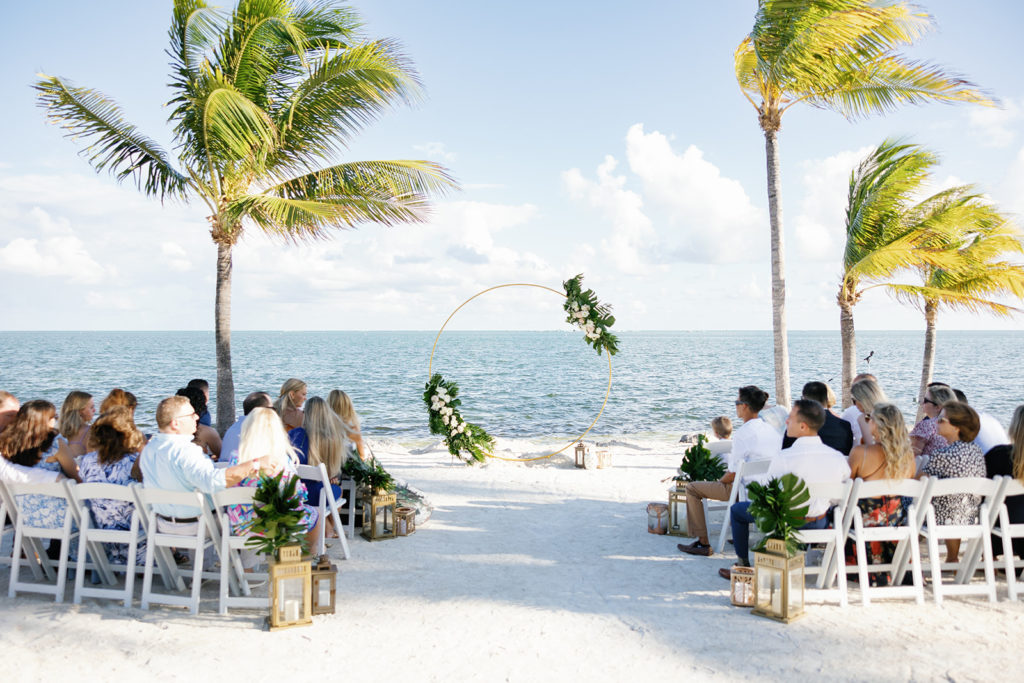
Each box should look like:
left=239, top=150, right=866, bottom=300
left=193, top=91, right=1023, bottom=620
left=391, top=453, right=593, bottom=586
left=792, top=147, right=871, bottom=261
left=160, top=242, right=192, bottom=271
left=0, top=235, right=106, bottom=283
left=969, top=98, right=1023, bottom=148
left=413, top=142, right=457, bottom=162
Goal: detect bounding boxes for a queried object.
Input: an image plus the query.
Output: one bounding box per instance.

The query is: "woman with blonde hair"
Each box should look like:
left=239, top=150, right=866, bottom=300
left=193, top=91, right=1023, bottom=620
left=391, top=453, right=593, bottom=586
left=327, top=389, right=368, bottom=461
left=846, top=402, right=915, bottom=585
left=850, top=378, right=888, bottom=446
left=986, top=405, right=1024, bottom=561
left=274, top=378, right=307, bottom=432
left=226, top=407, right=319, bottom=549
left=289, top=397, right=347, bottom=538
left=58, top=391, right=95, bottom=459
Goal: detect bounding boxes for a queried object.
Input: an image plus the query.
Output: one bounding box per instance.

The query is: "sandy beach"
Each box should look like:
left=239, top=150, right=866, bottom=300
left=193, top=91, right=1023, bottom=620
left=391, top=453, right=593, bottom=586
left=3, top=437, right=1023, bottom=682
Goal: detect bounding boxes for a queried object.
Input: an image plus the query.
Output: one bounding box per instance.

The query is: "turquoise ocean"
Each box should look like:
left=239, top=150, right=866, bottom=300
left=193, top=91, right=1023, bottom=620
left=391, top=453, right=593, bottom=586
left=1, top=330, right=1020, bottom=441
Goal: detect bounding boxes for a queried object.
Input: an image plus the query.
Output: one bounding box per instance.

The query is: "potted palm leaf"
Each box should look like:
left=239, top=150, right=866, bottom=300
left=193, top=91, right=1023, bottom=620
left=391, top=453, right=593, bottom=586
left=746, top=473, right=810, bottom=623
left=673, top=434, right=727, bottom=490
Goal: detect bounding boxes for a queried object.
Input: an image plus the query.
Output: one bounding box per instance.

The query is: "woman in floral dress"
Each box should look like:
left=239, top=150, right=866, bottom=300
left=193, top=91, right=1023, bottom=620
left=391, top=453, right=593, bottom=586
left=910, top=384, right=956, bottom=463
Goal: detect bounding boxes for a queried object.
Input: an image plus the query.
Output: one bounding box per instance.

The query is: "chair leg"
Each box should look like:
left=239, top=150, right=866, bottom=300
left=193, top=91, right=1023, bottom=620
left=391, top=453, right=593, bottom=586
left=141, top=540, right=156, bottom=611
left=853, top=518, right=871, bottom=607
left=909, top=529, right=925, bottom=605
left=926, top=510, right=943, bottom=605
left=8, top=523, right=24, bottom=598
left=73, top=526, right=89, bottom=605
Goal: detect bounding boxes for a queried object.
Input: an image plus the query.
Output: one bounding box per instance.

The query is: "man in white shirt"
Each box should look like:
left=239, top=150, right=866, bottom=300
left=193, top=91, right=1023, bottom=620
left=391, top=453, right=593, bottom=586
left=220, top=391, right=272, bottom=463
left=841, top=373, right=875, bottom=445
left=975, top=412, right=1009, bottom=454
left=719, top=399, right=850, bottom=577
left=679, top=386, right=781, bottom=557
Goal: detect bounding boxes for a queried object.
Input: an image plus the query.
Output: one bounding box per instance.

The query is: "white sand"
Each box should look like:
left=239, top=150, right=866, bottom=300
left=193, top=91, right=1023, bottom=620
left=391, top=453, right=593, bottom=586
left=3, top=437, right=1023, bottom=681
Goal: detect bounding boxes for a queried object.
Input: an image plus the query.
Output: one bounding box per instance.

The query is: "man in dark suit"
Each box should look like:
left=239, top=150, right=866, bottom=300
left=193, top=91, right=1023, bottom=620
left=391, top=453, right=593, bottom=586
left=781, top=381, right=854, bottom=455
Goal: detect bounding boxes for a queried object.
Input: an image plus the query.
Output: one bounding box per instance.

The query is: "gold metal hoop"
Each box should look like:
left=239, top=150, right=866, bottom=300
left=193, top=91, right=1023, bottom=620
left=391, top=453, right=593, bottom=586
left=428, top=283, right=613, bottom=462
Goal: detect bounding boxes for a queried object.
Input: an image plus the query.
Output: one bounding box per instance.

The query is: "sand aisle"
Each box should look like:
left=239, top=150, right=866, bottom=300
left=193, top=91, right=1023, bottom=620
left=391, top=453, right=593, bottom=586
left=3, top=439, right=1023, bottom=682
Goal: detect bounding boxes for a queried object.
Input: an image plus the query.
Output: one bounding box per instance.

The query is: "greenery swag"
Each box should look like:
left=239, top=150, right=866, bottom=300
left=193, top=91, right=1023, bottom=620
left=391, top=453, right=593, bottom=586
left=423, top=374, right=495, bottom=465
left=342, top=455, right=396, bottom=492
left=562, top=274, right=619, bottom=356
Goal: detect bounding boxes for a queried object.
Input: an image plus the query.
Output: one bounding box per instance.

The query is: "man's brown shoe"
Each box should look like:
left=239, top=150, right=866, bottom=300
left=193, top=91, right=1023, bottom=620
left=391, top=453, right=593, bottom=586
left=680, top=542, right=713, bottom=557
left=718, top=567, right=732, bottom=580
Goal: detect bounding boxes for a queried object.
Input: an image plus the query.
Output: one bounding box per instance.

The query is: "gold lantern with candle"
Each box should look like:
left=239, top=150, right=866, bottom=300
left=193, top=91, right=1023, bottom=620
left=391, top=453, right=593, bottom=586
left=574, top=441, right=588, bottom=468
left=752, top=538, right=805, bottom=622
left=395, top=506, right=417, bottom=536
left=362, top=491, right=398, bottom=541
left=596, top=449, right=611, bottom=469
left=729, top=565, right=756, bottom=607
left=311, top=555, right=337, bottom=616
left=268, top=544, right=312, bottom=630
left=666, top=489, right=688, bottom=537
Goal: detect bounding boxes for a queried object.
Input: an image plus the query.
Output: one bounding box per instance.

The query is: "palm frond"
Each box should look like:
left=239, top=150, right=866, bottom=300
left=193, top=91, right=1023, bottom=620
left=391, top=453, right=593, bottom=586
left=198, top=77, right=278, bottom=164
left=885, top=282, right=1024, bottom=317
left=34, top=75, right=190, bottom=201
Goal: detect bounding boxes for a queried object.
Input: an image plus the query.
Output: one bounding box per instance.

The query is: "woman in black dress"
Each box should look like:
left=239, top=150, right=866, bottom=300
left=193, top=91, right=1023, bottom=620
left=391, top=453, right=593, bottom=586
left=985, top=405, right=1023, bottom=560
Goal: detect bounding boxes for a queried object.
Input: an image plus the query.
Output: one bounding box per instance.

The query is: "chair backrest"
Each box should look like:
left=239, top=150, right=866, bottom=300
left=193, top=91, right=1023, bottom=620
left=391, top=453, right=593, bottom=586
left=926, top=476, right=1003, bottom=498
left=212, top=487, right=258, bottom=508
left=1003, top=476, right=1024, bottom=499
left=734, top=458, right=773, bottom=498
left=134, top=486, right=207, bottom=515
left=71, top=481, right=136, bottom=504
left=854, top=477, right=927, bottom=500
left=295, top=463, right=332, bottom=506
left=805, top=479, right=852, bottom=502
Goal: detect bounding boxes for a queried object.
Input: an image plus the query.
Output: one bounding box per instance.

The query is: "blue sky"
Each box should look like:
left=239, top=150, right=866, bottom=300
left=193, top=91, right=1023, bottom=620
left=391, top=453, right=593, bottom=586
left=2, top=1, right=1023, bottom=332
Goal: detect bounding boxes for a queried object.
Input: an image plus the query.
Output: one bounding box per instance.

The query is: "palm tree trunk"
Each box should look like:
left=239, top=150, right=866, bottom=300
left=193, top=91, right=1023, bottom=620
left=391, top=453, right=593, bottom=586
left=764, top=128, right=791, bottom=408
left=839, top=297, right=857, bottom=409
left=915, top=300, right=938, bottom=423
left=215, top=241, right=236, bottom=434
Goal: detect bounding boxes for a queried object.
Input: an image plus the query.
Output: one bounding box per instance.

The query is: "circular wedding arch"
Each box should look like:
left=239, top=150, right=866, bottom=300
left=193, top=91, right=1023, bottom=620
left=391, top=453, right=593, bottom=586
left=427, top=283, right=613, bottom=462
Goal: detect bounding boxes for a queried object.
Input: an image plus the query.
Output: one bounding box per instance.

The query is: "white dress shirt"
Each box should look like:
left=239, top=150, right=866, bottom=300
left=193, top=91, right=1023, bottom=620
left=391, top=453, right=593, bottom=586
left=220, top=414, right=247, bottom=464
left=767, top=435, right=851, bottom=517
left=975, top=412, right=1009, bottom=454
left=139, top=432, right=225, bottom=517
left=841, top=404, right=862, bottom=445
left=0, top=456, right=60, bottom=484
left=728, top=417, right=781, bottom=473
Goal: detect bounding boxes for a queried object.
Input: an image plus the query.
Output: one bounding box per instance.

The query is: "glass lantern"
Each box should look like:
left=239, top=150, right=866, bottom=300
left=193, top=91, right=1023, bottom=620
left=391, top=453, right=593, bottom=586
left=666, top=489, right=688, bottom=537
left=729, top=566, right=756, bottom=607
left=596, top=449, right=611, bottom=469
left=268, top=544, right=312, bottom=630
left=752, top=538, right=805, bottom=623
left=362, top=491, right=398, bottom=541
left=311, top=555, right=337, bottom=616
left=574, top=441, right=588, bottom=469
left=646, top=502, right=668, bottom=535
left=395, top=506, right=417, bottom=536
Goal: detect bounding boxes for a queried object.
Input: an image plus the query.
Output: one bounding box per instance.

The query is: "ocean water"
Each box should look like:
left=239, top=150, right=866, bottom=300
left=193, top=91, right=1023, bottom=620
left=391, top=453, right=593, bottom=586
left=1, top=330, right=1021, bottom=441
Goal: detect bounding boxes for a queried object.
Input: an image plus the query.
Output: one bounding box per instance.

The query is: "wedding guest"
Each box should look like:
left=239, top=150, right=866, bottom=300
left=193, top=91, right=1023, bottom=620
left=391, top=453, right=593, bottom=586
left=100, top=388, right=139, bottom=418
left=78, top=407, right=146, bottom=564
left=709, top=416, right=733, bottom=459
left=274, top=378, right=307, bottom=432
left=921, top=401, right=985, bottom=563
left=985, top=405, right=1024, bottom=561
left=0, top=391, right=20, bottom=434
left=290, top=397, right=348, bottom=538
left=57, top=390, right=95, bottom=460
left=846, top=403, right=916, bottom=586
left=328, top=389, right=368, bottom=461
left=679, top=385, right=780, bottom=557
left=825, top=383, right=839, bottom=416
left=953, top=389, right=1011, bottom=455
left=782, top=381, right=853, bottom=455
left=221, top=391, right=272, bottom=463
left=850, top=378, right=887, bottom=446
left=841, top=373, right=876, bottom=444
left=0, top=400, right=79, bottom=481
left=187, top=378, right=212, bottom=426
left=910, top=383, right=956, bottom=458
left=176, top=386, right=221, bottom=460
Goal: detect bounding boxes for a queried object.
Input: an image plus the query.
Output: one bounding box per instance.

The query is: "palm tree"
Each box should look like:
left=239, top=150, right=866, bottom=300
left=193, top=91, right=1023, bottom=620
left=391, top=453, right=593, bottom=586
left=735, top=0, right=992, bottom=408
left=887, top=219, right=1024, bottom=421
left=35, top=1, right=456, bottom=431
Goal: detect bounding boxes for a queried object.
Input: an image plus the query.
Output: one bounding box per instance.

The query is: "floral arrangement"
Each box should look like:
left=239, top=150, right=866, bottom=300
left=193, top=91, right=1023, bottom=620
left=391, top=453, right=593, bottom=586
left=423, top=373, right=495, bottom=464
left=243, top=471, right=309, bottom=557
left=563, top=274, right=619, bottom=356
left=342, top=456, right=395, bottom=493
left=672, top=434, right=727, bottom=486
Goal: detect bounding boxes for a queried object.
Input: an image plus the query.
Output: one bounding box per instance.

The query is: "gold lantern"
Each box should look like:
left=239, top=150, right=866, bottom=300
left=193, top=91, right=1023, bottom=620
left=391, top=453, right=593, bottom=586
left=596, top=449, right=611, bottom=469
left=395, top=506, right=417, bottom=536
left=646, top=502, right=668, bottom=534
left=311, top=555, right=337, bottom=616
left=268, top=544, right=312, bottom=630
left=729, top=565, right=755, bottom=607
left=574, top=441, right=587, bottom=468
left=362, top=491, right=397, bottom=541
left=666, top=489, right=688, bottom=537
left=752, top=538, right=805, bottom=623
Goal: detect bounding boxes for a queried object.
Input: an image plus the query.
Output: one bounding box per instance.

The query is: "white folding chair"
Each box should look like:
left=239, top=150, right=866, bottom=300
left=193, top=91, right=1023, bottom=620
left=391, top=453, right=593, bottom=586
left=0, top=480, right=48, bottom=580
left=800, top=479, right=854, bottom=605
left=339, top=476, right=357, bottom=540
left=67, top=481, right=141, bottom=606
left=134, top=486, right=211, bottom=615
left=295, top=463, right=350, bottom=560
left=6, top=480, right=78, bottom=602
left=210, top=487, right=269, bottom=615
left=920, top=476, right=1005, bottom=604
left=129, top=484, right=185, bottom=594
left=957, top=475, right=1012, bottom=588
left=846, top=478, right=929, bottom=606
left=994, top=477, right=1024, bottom=601
left=712, top=458, right=773, bottom=555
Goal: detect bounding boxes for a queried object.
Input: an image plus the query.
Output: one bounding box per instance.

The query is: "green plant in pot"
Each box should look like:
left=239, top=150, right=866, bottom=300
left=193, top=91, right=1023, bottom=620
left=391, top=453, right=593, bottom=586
left=244, top=471, right=309, bottom=559
left=747, top=473, right=810, bottom=623
left=673, top=434, right=727, bottom=489
left=747, top=473, right=810, bottom=554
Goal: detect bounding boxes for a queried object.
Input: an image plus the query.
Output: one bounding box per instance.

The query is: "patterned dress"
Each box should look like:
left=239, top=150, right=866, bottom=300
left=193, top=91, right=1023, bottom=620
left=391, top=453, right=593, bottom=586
left=852, top=496, right=906, bottom=587
left=78, top=451, right=145, bottom=565
left=922, top=440, right=986, bottom=525
left=910, top=417, right=948, bottom=457
left=224, top=453, right=319, bottom=534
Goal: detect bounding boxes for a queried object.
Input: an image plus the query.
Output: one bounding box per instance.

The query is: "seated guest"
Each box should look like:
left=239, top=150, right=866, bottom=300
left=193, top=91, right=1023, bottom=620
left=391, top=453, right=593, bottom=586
left=176, top=386, right=221, bottom=460
left=100, top=388, right=139, bottom=419
left=910, top=383, right=956, bottom=459
left=225, top=407, right=319, bottom=551
left=0, top=400, right=79, bottom=481
left=679, top=385, right=780, bottom=557
left=140, top=396, right=266, bottom=546
left=846, top=403, right=916, bottom=585
left=57, top=391, right=95, bottom=460
left=290, top=397, right=348, bottom=538
left=328, top=389, right=368, bottom=461
left=849, top=378, right=887, bottom=446
left=221, top=391, right=272, bottom=463
left=985, top=405, right=1024, bottom=561
left=186, top=378, right=212, bottom=426
left=274, top=378, right=307, bottom=432
left=952, top=389, right=1011, bottom=455
left=920, top=401, right=985, bottom=563
left=782, top=381, right=854, bottom=455
left=824, top=383, right=839, bottom=416
left=708, top=416, right=733, bottom=459
left=78, top=407, right=146, bottom=564
left=0, top=391, right=20, bottom=434
left=721, top=399, right=850, bottom=577
left=841, top=373, right=876, bottom=445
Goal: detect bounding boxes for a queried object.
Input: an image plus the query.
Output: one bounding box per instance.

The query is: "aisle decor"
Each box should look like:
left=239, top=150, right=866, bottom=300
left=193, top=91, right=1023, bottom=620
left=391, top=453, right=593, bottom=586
left=748, top=473, right=810, bottom=623
left=668, top=435, right=726, bottom=536
left=343, top=456, right=400, bottom=541
left=424, top=274, right=618, bottom=464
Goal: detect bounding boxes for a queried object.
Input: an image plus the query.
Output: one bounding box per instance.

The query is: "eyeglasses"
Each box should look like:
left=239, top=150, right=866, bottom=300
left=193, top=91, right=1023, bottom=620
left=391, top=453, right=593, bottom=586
left=175, top=412, right=198, bottom=421
left=864, top=415, right=873, bottom=422
left=734, top=401, right=746, bottom=406
left=937, top=416, right=950, bottom=424
left=922, top=397, right=938, bottom=407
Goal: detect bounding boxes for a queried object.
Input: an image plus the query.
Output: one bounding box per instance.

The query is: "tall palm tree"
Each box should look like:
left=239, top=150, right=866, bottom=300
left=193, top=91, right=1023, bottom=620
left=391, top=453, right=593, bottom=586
left=735, top=0, right=992, bottom=408
left=887, top=219, right=1024, bottom=421
left=35, top=0, right=456, bottom=431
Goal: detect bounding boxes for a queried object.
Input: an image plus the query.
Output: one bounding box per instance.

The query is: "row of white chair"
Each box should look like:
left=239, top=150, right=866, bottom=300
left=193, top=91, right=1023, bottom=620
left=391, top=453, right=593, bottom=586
left=0, top=464, right=353, bottom=615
